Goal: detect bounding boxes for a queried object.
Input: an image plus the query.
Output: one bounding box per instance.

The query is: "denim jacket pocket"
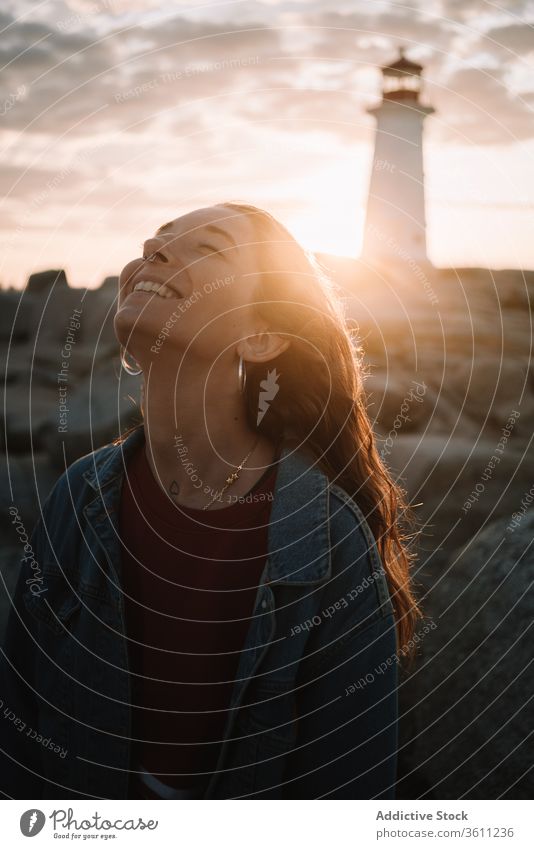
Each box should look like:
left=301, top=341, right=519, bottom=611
left=237, top=678, right=297, bottom=797
left=243, top=676, right=295, bottom=738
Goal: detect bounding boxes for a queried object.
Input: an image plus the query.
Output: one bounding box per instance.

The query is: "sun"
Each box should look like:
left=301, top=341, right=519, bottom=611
left=279, top=152, right=370, bottom=259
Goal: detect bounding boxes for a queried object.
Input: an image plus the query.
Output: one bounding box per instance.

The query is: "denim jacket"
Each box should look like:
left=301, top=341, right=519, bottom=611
left=0, top=425, right=398, bottom=800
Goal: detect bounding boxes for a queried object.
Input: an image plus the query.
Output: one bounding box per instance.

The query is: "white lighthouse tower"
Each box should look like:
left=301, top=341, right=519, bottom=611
left=362, top=49, right=434, bottom=268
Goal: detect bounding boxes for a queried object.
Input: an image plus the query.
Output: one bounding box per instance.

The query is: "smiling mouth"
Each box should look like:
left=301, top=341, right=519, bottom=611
left=130, top=280, right=181, bottom=299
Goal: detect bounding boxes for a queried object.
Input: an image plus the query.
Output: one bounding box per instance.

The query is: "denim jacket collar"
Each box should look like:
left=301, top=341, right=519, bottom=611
left=81, top=425, right=331, bottom=587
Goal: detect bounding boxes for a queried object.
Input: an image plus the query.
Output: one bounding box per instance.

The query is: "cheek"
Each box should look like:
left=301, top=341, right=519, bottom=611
left=119, top=259, right=141, bottom=286
left=118, top=259, right=143, bottom=302
left=168, top=295, right=237, bottom=353
left=197, top=285, right=247, bottom=332
left=190, top=302, right=253, bottom=357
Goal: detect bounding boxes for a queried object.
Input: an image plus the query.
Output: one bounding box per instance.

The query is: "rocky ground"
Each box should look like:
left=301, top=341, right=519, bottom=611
left=336, top=260, right=534, bottom=799
left=1, top=261, right=533, bottom=799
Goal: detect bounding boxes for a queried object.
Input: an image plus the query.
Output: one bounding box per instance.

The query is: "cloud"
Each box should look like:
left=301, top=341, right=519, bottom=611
left=483, top=22, right=534, bottom=55
left=1, top=2, right=532, bottom=147
left=441, top=0, right=529, bottom=19
left=0, top=10, right=287, bottom=135
left=308, top=7, right=458, bottom=55
left=235, top=85, right=374, bottom=142
left=432, top=65, right=534, bottom=144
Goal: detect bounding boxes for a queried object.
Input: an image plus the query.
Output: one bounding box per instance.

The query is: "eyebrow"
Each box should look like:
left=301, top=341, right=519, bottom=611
left=155, top=221, right=174, bottom=235
left=154, top=221, right=237, bottom=251
left=202, top=224, right=237, bottom=247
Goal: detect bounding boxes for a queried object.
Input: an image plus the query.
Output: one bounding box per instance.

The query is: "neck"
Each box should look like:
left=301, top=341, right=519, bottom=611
left=140, top=358, right=277, bottom=509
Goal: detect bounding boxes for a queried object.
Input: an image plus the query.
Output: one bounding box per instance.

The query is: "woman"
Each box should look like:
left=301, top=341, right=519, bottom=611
left=0, top=202, right=421, bottom=800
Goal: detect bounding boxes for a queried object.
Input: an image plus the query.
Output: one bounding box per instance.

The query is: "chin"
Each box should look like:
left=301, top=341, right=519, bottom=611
left=113, top=305, right=155, bottom=349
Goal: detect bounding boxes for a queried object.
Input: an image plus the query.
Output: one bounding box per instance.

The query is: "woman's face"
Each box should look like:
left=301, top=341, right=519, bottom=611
left=114, top=205, right=265, bottom=367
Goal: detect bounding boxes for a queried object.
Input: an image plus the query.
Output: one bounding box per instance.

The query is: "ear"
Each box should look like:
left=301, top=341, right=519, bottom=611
left=236, top=332, right=290, bottom=364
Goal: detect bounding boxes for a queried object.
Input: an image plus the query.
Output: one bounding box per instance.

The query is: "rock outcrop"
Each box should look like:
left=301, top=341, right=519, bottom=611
left=397, top=512, right=534, bottom=799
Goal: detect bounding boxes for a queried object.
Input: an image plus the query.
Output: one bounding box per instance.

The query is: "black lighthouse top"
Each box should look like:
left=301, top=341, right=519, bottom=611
left=381, top=48, right=423, bottom=101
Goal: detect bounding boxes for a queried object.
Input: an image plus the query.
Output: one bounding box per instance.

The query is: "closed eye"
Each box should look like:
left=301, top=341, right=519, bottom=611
left=197, top=242, right=219, bottom=253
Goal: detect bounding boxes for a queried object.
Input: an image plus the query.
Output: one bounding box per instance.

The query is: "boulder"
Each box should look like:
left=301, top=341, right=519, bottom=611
left=99, top=275, right=119, bottom=294
left=79, top=286, right=119, bottom=359
left=39, top=355, right=142, bottom=468
left=30, top=286, right=86, bottom=350
left=385, top=432, right=533, bottom=578
left=3, top=381, right=59, bottom=452
left=0, top=451, right=58, bottom=537
left=365, top=371, right=431, bottom=434
left=397, top=512, right=534, bottom=799
left=25, top=268, right=68, bottom=295
left=0, top=290, right=33, bottom=342
left=448, top=355, right=533, bottom=435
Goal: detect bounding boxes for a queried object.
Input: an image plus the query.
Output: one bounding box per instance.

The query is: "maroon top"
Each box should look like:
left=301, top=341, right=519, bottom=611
left=119, top=440, right=279, bottom=798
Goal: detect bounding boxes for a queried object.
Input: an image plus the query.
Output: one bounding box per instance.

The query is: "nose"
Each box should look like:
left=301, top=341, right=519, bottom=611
left=143, top=237, right=169, bottom=262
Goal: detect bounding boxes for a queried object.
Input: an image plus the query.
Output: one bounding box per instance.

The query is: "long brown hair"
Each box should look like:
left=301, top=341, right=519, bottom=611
left=220, top=202, right=423, bottom=661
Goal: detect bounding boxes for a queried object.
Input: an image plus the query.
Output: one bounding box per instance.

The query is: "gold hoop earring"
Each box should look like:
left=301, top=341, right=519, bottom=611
left=238, top=355, right=247, bottom=394
left=120, top=345, right=142, bottom=376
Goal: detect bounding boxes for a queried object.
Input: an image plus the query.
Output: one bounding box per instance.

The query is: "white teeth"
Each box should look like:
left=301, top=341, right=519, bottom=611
left=133, top=280, right=175, bottom=298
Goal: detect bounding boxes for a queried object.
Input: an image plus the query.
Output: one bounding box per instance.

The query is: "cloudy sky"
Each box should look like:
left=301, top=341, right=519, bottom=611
left=1, top=0, right=533, bottom=288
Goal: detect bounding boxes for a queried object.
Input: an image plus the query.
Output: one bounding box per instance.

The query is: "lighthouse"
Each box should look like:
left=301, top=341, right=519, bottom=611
left=362, top=49, right=434, bottom=268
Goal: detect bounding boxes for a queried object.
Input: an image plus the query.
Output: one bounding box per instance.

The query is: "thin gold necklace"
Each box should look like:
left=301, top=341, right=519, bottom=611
left=202, top=438, right=260, bottom=510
